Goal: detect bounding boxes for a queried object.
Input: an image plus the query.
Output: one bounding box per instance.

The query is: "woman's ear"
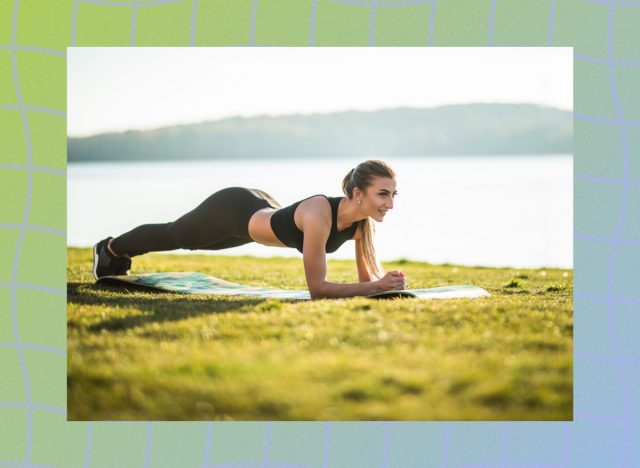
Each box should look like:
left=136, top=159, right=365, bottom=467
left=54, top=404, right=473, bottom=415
left=353, top=187, right=363, bottom=201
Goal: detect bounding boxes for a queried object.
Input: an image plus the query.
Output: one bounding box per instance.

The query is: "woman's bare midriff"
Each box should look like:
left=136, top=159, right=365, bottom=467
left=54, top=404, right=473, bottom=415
left=247, top=208, right=287, bottom=247
left=248, top=198, right=361, bottom=247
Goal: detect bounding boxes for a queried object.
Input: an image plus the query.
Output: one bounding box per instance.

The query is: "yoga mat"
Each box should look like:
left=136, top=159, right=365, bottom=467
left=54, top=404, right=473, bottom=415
left=96, top=271, right=490, bottom=300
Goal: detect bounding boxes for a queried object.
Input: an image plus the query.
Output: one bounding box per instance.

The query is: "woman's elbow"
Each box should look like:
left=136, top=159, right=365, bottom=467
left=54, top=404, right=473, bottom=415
left=308, top=281, right=328, bottom=300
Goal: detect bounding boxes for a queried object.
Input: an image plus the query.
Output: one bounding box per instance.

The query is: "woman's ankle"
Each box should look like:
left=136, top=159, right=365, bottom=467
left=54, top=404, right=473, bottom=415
left=107, top=239, right=129, bottom=259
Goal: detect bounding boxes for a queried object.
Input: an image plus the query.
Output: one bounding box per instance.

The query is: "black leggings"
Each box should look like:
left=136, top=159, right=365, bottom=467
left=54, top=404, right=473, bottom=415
left=110, top=187, right=281, bottom=258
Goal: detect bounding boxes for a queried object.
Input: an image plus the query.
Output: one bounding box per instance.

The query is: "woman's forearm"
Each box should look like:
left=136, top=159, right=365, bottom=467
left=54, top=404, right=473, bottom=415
left=311, top=280, right=382, bottom=299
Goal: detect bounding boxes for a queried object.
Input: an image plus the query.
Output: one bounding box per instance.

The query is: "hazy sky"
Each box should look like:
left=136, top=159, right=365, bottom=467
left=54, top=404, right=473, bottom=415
left=68, top=47, right=572, bottom=137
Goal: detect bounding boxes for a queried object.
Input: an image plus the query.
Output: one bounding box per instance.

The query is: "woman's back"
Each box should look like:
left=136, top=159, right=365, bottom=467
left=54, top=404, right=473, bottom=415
left=270, top=195, right=357, bottom=253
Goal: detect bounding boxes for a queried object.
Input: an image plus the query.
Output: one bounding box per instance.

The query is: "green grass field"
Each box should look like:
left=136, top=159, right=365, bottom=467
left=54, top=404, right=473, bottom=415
left=67, top=248, right=573, bottom=421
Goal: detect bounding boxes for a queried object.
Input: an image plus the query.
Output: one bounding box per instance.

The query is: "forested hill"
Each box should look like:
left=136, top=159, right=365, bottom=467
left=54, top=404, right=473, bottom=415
left=68, top=103, right=572, bottom=162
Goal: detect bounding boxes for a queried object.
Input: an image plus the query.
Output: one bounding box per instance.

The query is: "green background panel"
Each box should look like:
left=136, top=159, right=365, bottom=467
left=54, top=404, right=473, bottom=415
left=0, top=169, right=27, bottom=224
left=613, top=66, right=640, bottom=121
left=25, top=349, right=66, bottom=408
left=574, top=119, right=624, bottom=179
left=612, top=6, right=640, bottom=61
left=89, top=424, right=148, bottom=468
left=16, top=0, right=74, bottom=52
left=554, top=0, right=608, bottom=58
left=314, top=0, right=370, bottom=46
left=17, top=289, right=66, bottom=349
left=0, top=407, right=28, bottom=462
left=28, top=171, right=66, bottom=232
left=75, top=3, right=133, bottom=46
left=493, top=0, right=548, bottom=45
left=255, top=0, right=314, bottom=46
left=210, top=423, right=266, bottom=464
left=32, top=411, right=86, bottom=468
left=17, top=232, right=66, bottom=290
left=0, top=229, right=20, bottom=284
left=0, top=348, right=26, bottom=402
left=0, top=50, right=17, bottom=104
left=0, top=290, right=13, bottom=343
left=0, top=0, right=638, bottom=466
left=17, top=51, right=66, bottom=111
left=575, top=59, right=616, bottom=120
left=375, top=3, right=431, bottom=46
left=0, top=0, right=13, bottom=46
left=0, top=110, right=26, bottom=164
left=270, top=423, right=325, bottom=466
left=147, top=423, right=207, bottom=468
left=136, top=1, right=193, bottom=46
left=28, top=111, right=67, bottom=171
left=433, top=0, right=492, bottom=46
left=195, top=0, right=254, bottom=46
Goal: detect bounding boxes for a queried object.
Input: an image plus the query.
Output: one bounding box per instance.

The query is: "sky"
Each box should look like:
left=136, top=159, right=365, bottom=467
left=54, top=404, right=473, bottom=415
left=68, top=47, right=572, bottom=137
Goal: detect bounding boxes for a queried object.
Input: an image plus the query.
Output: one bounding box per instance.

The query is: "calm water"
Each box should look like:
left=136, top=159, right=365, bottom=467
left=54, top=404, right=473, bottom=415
left=68, top=156, right=572, bottom=269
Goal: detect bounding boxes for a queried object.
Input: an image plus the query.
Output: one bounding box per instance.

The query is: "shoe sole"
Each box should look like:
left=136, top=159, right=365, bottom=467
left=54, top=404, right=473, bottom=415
left=92, top=243, right=99, bottom=281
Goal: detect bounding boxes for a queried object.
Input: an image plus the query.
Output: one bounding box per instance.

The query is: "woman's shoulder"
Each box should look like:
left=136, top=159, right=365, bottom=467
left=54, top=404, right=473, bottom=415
left=297, top=195, right=332, bottom=215
left=294, top=195, right=332, bottom=228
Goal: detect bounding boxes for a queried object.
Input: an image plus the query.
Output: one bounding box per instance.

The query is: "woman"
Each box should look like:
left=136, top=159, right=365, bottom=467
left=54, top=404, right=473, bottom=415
left=93, top=160, right=407, bottom=299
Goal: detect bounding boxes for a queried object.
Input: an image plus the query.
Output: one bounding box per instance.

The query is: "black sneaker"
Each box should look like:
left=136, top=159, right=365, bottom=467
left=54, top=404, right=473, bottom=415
left=92, top=237, right=132, bottom=280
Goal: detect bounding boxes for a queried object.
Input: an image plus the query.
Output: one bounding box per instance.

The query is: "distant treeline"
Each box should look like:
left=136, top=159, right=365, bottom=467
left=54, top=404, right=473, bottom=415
left=68, top=103, right=572, bottom=162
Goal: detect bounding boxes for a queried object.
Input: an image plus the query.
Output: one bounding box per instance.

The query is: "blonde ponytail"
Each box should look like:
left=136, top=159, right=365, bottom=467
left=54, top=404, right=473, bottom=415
left=341, top=160, right=396, bottom=280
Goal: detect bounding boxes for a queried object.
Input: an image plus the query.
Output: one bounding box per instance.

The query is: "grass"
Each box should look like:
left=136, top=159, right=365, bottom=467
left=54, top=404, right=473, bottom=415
left=67, top=248, right=573, bottom=421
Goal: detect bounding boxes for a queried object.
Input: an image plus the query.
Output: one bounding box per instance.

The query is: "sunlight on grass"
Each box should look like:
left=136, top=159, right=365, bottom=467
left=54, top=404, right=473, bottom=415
left=67, top=248, right=573, bottom=420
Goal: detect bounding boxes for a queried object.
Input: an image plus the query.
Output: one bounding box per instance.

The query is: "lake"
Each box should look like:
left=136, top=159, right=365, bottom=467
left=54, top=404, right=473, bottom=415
left=68, top=156, right=572, bottom=269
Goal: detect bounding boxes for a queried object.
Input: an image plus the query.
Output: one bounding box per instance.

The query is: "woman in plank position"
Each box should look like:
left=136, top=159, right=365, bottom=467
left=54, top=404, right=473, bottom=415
left=93, top=159, right=407, bottom=299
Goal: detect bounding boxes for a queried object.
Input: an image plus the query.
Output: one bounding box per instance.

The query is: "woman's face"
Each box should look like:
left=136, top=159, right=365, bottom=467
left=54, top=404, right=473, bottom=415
left=359, top=176, right=397, bottom=222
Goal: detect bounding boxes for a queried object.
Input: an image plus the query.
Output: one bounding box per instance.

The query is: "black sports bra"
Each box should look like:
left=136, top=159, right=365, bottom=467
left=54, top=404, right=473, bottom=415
left=270, top=195, right=358, bottom=253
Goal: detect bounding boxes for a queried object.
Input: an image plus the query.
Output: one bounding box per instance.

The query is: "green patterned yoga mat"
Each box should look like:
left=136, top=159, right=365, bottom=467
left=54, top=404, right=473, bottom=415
left=96, top=272, right=490, bottom=300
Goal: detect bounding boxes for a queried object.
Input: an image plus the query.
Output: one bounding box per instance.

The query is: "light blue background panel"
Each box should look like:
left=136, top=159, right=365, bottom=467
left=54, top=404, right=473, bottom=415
left=1, top=0, right=638, bottom=466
